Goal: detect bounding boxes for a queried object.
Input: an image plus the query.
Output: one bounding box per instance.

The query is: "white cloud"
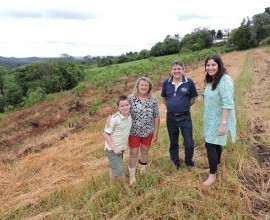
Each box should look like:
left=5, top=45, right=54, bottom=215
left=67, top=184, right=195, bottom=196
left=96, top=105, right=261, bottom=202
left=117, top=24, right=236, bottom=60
left=0, top=0, right=269, bottom=57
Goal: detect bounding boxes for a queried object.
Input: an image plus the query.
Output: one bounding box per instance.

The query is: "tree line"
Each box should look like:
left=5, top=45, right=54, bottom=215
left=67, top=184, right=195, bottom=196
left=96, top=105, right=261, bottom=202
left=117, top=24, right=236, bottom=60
left=0, top=59, right=84, bottom=112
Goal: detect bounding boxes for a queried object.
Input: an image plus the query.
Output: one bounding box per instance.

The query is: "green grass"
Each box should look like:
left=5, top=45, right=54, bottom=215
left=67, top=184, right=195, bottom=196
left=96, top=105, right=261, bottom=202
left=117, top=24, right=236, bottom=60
left=84, top=47, right=228, bottom=89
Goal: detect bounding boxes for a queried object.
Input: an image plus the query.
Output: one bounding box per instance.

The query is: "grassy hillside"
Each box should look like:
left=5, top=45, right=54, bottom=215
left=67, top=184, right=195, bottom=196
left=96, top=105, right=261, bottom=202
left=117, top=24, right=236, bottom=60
left=0, top=47, right=269, bottom=219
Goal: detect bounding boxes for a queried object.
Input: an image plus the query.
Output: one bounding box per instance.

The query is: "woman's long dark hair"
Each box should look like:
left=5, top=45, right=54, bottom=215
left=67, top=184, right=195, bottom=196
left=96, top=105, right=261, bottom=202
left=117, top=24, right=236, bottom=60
left=204, top=54, right=227, bottom=90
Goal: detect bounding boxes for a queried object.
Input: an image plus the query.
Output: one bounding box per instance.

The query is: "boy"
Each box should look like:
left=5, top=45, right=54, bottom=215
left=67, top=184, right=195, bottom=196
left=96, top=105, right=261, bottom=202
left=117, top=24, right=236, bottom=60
left=103, top=95, right=132, bottom=189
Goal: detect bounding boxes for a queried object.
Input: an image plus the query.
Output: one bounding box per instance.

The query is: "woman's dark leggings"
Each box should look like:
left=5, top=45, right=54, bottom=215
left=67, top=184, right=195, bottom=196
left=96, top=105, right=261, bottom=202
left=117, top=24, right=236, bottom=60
left=205, top=142, right=222, bottom=174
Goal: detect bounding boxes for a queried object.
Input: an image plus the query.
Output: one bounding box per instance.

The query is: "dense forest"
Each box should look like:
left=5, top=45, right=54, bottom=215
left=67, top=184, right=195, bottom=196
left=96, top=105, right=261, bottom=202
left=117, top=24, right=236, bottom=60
left=0, top=9, right=269, bottom=113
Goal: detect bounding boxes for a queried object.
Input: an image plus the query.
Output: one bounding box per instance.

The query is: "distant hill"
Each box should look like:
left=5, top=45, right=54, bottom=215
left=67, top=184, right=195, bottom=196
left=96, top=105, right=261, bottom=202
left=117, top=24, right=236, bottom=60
left=0, top=56, right=52, bottom=65
left=0, top=56, right=87, bottom=66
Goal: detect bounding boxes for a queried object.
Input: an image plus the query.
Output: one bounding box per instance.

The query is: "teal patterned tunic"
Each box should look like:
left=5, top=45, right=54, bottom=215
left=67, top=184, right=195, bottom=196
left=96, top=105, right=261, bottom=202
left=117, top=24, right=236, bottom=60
left=203, top=74, right=236, bottom=146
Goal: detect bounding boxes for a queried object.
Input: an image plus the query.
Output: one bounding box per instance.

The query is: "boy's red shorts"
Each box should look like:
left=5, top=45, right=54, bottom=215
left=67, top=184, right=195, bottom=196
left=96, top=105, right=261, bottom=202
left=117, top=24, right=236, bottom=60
left=129, top=134, right=153, bottom=148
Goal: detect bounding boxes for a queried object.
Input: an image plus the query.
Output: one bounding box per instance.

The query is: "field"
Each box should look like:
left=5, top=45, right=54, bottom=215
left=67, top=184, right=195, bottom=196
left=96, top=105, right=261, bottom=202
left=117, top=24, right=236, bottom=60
left=0, top=47, right=269, bottom=219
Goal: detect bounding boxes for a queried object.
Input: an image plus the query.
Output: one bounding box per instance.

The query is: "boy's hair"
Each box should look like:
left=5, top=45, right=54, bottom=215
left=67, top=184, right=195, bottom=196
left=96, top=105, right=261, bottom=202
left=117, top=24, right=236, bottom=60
left=117, top=95, right=129, bottom=106
left=171, top=60, right=185, bottom=70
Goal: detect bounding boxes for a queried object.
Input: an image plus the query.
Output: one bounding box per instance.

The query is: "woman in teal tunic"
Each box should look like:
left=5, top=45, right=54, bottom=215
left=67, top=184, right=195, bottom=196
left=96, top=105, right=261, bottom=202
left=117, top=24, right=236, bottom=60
left=203, top=54, right=236, bottom=186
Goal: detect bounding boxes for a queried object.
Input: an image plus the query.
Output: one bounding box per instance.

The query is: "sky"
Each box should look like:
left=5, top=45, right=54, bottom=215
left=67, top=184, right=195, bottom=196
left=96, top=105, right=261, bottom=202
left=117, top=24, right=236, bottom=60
left=0, top=0, right=269, bottom=58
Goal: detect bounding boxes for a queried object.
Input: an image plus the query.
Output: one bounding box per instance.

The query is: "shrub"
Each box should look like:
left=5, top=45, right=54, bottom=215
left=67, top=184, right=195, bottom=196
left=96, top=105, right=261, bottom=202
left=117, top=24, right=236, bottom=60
left=22, top=87, right=46, bottom=107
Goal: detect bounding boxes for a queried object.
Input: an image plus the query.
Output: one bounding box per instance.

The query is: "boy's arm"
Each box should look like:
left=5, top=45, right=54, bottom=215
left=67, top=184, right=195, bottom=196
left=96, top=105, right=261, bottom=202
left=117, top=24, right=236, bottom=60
left=103, top=132, right=122, bottom=155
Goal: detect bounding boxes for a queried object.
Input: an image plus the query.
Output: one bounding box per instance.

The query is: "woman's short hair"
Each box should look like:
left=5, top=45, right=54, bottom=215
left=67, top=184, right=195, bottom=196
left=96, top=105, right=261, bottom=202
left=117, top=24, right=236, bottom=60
left=133, top=76, right=153, bottom=98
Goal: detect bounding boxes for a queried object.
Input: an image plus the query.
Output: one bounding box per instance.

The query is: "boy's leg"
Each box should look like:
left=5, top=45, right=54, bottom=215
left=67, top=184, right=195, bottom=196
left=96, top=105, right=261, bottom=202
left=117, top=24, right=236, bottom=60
left=109, top=168, right=115, bottom=185
left=106, top=150, right=127, bottom=186
left=117, top=175, right=129, bottom=191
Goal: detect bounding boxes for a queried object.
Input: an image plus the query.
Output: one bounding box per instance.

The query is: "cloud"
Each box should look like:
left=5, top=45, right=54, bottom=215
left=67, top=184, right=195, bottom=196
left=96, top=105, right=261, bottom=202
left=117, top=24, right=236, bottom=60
left=177, top=14, right=210, bottom=21
left=0, top=9, right=94, bottom=20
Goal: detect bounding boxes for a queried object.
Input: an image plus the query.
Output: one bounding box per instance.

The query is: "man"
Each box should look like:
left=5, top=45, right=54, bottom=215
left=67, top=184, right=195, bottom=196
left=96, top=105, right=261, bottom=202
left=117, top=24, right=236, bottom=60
left=161, top=60, right=198, bottom=169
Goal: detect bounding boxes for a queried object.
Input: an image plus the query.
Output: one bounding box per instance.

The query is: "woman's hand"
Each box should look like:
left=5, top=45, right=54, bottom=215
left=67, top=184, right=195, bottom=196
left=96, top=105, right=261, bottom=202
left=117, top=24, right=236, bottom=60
left=105, top=115, right=112, bottom=128
left=217, top=123, right=226, bottom=136
left=152, top=133, right=158, bottom=143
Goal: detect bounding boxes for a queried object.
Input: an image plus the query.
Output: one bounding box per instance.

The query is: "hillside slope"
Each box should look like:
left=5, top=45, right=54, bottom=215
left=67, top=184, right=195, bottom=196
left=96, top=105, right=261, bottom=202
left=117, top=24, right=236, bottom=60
left=0, top=48, right=269, bottom=219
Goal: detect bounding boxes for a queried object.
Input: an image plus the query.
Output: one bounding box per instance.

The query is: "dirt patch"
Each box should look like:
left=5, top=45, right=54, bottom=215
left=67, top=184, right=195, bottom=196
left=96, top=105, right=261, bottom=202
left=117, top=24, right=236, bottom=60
left=241, top=48, right=270, bottom=218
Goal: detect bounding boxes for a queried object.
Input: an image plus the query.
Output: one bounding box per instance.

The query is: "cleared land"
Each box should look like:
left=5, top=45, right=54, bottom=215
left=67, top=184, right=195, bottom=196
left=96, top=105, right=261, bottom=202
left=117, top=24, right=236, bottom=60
left=0, top=47, right=269, bottom=219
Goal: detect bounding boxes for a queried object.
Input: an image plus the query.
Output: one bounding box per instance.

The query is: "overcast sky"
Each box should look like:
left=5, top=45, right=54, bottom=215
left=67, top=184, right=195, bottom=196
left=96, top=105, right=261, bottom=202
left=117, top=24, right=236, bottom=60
left=0, top=0, right=268, bottom=58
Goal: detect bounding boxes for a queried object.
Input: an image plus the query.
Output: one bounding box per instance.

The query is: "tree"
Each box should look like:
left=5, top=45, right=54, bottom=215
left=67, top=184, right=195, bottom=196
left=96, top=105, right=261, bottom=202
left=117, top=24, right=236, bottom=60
left=173, top=34, right=181, bottom=40
left=0, top=68, right=4, bottom=95
left=180, top=28, right=213, bottom=52
left=14, top=60, right=84, bottom=95
left=139, top=49, right=150, bottom=59
left=216, top=30, right=223, bottom=39
left=251, top=12, right=270, bottom=45
left=150, top=38, right=181, bottom=57
left=150, top=42, right=166, bottom=56
left=210, top=29, right=216, bottom=39
left=230, top=25, right=253, bottom=50
left=60, top=53, right=74, bottom=60
left=164, top=35, right=172, bottom=41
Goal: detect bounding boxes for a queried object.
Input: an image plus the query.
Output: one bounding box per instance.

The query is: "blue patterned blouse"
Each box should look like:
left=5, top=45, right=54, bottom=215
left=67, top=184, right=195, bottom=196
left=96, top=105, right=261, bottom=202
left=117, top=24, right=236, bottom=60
left=203, top=74, right=236, bottom=146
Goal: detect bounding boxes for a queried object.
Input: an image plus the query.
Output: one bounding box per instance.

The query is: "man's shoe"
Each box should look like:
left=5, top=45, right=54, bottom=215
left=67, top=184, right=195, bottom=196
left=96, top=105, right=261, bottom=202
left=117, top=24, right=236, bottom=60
left=174, top=162, right=181, bottom=170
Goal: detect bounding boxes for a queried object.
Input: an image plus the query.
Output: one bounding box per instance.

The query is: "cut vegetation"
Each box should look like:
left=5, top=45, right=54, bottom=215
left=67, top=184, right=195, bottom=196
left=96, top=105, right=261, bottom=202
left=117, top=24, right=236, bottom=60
left=0, top=47, right=269, bottom=219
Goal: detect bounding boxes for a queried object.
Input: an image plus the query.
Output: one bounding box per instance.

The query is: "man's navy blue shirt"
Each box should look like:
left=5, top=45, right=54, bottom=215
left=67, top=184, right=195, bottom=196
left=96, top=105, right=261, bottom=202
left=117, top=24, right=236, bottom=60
left=161, top=76, right=198, bottom=113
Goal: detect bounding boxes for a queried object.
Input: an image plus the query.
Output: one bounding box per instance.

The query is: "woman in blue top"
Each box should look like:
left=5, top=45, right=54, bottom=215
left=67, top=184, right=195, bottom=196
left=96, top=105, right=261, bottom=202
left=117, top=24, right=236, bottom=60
left=203, top=54, right=236, bottom=186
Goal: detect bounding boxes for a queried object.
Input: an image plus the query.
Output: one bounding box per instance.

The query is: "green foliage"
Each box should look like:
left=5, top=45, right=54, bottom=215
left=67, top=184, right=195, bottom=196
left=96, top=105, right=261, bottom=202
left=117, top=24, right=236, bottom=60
left=229, top=12, right=270, bottom=50
left=180, top=28, right=213, bottom=52
left=71, top=82, right=86, bottom=95
left=89, top=98, right=102, bottom=115
left=22, top=87, right=46, bottom=107
left=66, top=115, right=81, bottom=125
left=84, top=47, right=228, bottom=89
left=0, top=67, right=4, bottom=94
left=14, top=60, right=84, bottom=96
left=4, top=84, right=24, bottom=107
left=150, top=38, right=181, bottom=56
left=230, top=25, right=253, bottom=50
left=251, top=12, right=270, bottom=45
left=139, top=49, right=150, bottom=59
left=259, top=36, right=270, bottom=46
left=0, top=94, right=4, bottom=113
